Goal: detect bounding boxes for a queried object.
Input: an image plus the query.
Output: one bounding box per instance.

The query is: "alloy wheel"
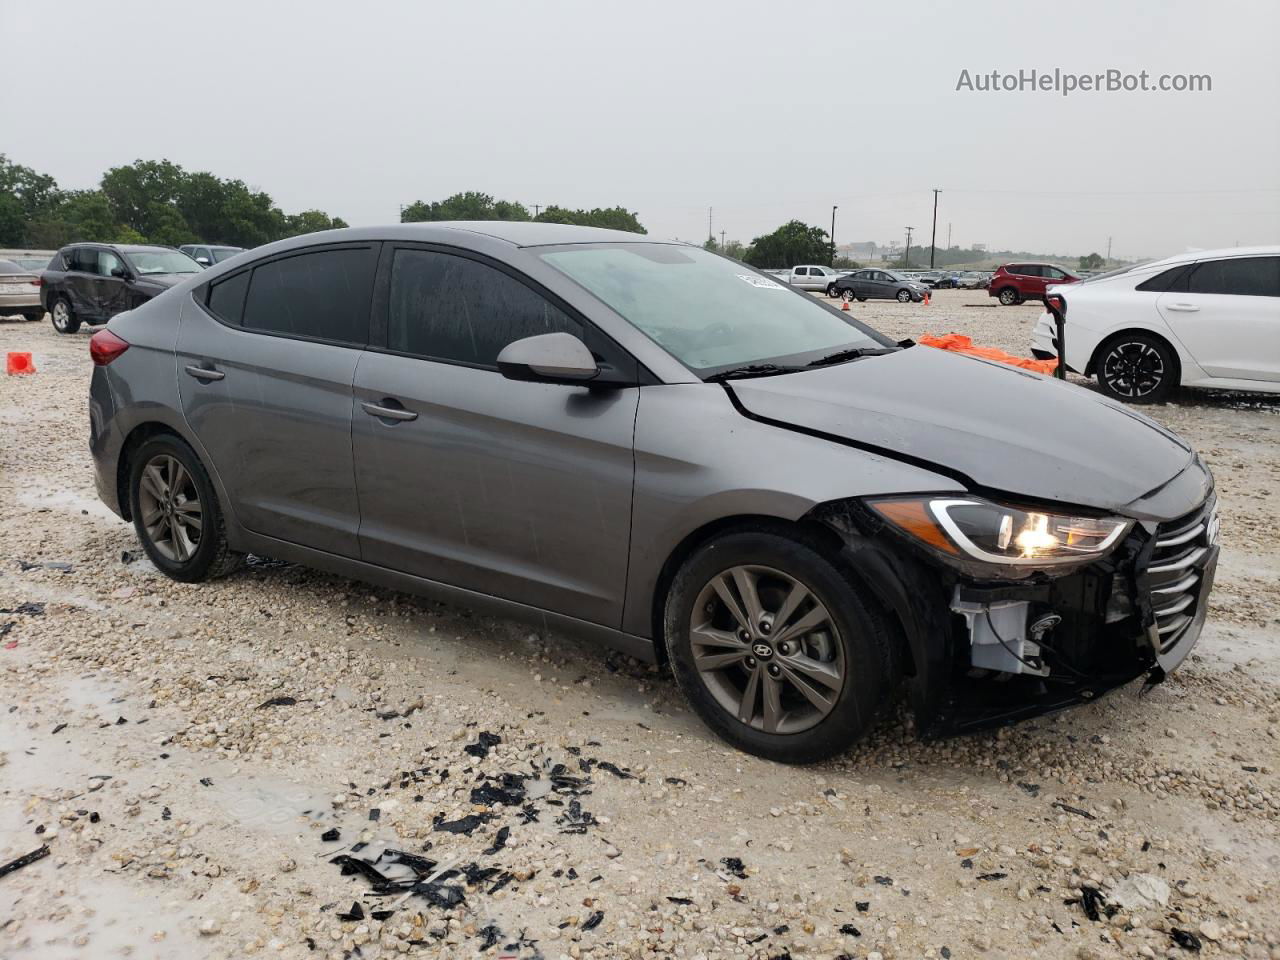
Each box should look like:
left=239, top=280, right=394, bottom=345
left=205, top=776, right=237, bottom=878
left=690, top=565, right=845, bottom=734
left=1102, top=341, right=1165, bottom=398
left=998, top=288, right=1017, bottom=305
left=52, top=301, right=71, bottom=331
left=842, top=289, right=855, bottom=302
left=897, top=289, right=911, bottom=302
left=138, top=454, right=203, bottom=562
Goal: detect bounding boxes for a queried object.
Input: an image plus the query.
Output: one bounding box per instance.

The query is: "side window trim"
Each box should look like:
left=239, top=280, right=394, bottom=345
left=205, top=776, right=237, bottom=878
left=370, top=241, right=640, bottom=381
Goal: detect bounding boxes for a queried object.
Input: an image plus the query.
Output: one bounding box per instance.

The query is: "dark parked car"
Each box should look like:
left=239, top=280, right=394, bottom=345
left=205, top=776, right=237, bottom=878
left=43, top=244, right=202, bottom=333
left=178, top=244, right=245, bottom=267
left=831, top=268, right=929, bottom=303
left=988, top=262, right=1080, bottom=305
left=87, top=222, right=1217, bottom=762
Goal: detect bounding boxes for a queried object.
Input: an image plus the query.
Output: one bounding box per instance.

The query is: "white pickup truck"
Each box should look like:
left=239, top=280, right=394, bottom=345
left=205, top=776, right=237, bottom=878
left=782, top=264, right=848, bottom=295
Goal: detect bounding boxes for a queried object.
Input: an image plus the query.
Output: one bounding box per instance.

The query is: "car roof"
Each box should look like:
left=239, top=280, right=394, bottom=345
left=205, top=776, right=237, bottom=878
left=264, top=221, right=666, bottom=249
left=1139, top=244, right=1279, bottom=270
left=65, top=243, right=174, bottom=253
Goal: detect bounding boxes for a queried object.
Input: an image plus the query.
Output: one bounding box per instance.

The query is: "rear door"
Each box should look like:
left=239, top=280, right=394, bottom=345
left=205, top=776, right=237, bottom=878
left=176, top=243, right=378, bottom=555
left=351, top=244, right=639, bottom=627
left=1157, top=256, right=1280, bottom=381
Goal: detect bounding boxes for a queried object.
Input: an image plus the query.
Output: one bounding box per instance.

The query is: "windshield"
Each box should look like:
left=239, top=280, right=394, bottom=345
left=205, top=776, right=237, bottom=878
left=538, top=244, right=891, bottom=375
left=1078, top=261, right=1153, bottom=283
left=126, top=250, right=202, bottom=275
left=212, top=247, right=242, bottom=263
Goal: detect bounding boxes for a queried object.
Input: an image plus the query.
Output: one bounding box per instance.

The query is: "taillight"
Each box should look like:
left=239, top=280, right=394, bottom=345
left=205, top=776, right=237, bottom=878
left=89, top=329, right=130, bottom=366
left=32, top=276, right=43, bottom=287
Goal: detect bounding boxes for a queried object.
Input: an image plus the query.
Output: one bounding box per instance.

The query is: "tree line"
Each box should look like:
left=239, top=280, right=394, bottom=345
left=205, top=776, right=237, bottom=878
left=0, top=155, right=349, bottom=250
left=400, top=191, right=646, bottom=234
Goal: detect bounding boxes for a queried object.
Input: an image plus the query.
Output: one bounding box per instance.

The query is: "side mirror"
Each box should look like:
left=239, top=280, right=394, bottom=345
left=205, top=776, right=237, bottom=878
left=110, top=266, right=130, bottom=279
left=496, top=332, right=599, bottom=385
left=196, top=257, right=210, bottom=266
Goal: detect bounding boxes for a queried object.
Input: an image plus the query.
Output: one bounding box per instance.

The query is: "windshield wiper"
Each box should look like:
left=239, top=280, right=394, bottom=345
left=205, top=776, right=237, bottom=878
left=705, top=362, right=803, bottom=382
left=805, top=346, right=900, bottom=368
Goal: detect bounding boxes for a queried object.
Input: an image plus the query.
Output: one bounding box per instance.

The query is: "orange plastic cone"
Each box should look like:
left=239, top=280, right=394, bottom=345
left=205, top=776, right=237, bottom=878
left=923, top=291, right=931, bottom=306
left=6, top=352, right=34, bottom=375
left=840, top=301, right=850, bottom=311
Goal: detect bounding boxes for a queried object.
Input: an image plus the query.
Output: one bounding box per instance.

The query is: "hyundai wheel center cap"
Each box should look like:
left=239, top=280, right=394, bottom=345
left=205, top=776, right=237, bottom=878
left=752, top=642, right=774, bottom=660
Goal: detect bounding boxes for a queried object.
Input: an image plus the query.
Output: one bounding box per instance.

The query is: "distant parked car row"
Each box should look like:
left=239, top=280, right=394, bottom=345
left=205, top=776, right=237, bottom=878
left=178, top=244, right=244, bottom=266
left=989, top=262, right=1080, bottom=305
left=831, top=268, right=930, bottom=303
left=41, top=243, right=204, bottom=333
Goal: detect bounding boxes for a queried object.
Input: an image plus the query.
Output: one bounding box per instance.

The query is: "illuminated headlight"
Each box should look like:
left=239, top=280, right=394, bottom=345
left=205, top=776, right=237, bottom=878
left=866, top=496, right=1133, bottom=577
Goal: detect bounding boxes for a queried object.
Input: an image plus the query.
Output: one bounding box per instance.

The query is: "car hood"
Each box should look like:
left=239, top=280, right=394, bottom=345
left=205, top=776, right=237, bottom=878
left=727, top=345, right=1195, bottom=513
left=132, top=273, right=191, bottom=289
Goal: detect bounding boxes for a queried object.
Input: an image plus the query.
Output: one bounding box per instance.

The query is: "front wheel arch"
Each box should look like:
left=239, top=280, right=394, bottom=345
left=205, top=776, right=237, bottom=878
left=1087, top=328, right=1182, bottom=383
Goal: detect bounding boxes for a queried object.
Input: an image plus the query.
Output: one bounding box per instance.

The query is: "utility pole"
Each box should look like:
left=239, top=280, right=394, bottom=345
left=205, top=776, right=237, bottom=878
left=929, top=190, right=940, bottom=268
left=947, top=222, right=952, bottom=250
left=720, top=229, right=726, bottom=248
left=708, top=206, right=713, bottom=244
left=533, top=204, right=541, bottom=218
left=830, top=205, right=838, bottom=266
left=398, top=203, right=406, bottom=222
left=1105, top=236, right=1112, bottom=266
left=904, top=227, right=914, bottom=268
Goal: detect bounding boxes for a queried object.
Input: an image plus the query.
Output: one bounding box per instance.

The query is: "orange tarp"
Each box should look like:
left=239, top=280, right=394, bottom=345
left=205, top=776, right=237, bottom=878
left=919, top=333, right=1058, bottom=375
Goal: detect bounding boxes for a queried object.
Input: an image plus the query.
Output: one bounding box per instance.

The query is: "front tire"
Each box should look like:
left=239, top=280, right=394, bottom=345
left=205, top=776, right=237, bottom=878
left=841, top=289, right=855, bottom=303
left=665, top=528, right=898, bottom=763
left=51, top=297, right=80, bottom=334
left=896, top=289, right=912, bottom=303
left=997, top=287, right=1020, bottom=306
left=826, top=284, right=838, bottom=298
left=1095, top=332, right=1178, bottom=404
left=128, top=435, right=242, bottom=582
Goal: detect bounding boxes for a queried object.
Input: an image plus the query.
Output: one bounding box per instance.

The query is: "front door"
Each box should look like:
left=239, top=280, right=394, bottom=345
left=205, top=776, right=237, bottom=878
left=176, top=243, right=379, bottom=555
left=92, top=249, right=130, bottom=319
left=352, top=245, right=638, bottom=627
left=1158, top=256, right=1280, bottom=381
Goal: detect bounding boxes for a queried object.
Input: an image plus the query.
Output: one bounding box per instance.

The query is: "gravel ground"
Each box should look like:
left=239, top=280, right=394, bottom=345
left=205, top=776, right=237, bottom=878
left=1, top=290, right=1278, bottom=960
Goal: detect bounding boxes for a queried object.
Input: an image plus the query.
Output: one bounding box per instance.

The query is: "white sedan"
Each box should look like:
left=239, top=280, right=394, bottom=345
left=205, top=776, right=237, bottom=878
left=1031, top=246, right=1279, bottom=403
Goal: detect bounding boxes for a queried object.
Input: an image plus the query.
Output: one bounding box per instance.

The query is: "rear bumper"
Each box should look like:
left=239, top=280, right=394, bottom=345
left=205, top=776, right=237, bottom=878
left=0, top=292, right=42, bottom=311
left=89, top=365, right=125, bottom=517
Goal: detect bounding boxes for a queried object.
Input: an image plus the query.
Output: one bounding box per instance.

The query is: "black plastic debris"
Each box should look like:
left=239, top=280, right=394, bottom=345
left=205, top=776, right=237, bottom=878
left=595, top=761, right=634, bottom=780
left=667, top=896, right=693, bottom=905
left=0, top=845, right=50, bottom=880
left=873, top=875, right=894, bottom=886
left=51, top=723, right=67, bottom=735
left=1017, top=782, right=1041, bottom=797
left=336, top=901, right=364, bottom=922
left=463, top=731, right=502, bottom=758
left=0, top=602, right=45, bottom=616
left=665, top=777, right=688, bottom=787
left=556, top=800, right=597, bottom=834
left=582, top=911, right=604, bottom=931
left=720, top=857, right=748, bottom=879
left=483, top=826, right=510, bottom=856
left=371, top=910, right=394, bottom=921
left=89, top=812, right=100, bottom=823
left=385, top=850, right=436, bottom=875
left=977, top=872, right=1007, bottom=881
left=774, top=924, right=790, bottom=934
left=1052, top=801, right=1096, bottom=820
left=470, top=782, right=526, bottom=807
left=1170, top=928, right=1203, bottom=951
left=855, top=901, right=869, bottom=912
left=257, top=696, right=297, bottom=709
left=161, top=806, right=171, bottom=820
left=839, top=923, right=861, bottom=937
left=960, top=858, right=974, bottom=870
left=414, top=881, right=465, bottom=908
left=330, top=855, right=392, bottom=886
left=487, top=872, right=513, bottom=895
left=318, top=826, right=340, bottom=842
left=477, top=926, right=502, bottom=949
left=941, top=947, right=952, bottom=958
left=120, top=550, right=136, bottom=564
left=432, top=813, right=491, bottom=835
left=368, top=808, right=380, bottom=822
left=1069, top=887, right=1115, bottom=923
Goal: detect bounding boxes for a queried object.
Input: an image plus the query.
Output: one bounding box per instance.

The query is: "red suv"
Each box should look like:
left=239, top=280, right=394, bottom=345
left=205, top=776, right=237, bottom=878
left=988, top=262, right=1080, bottom=305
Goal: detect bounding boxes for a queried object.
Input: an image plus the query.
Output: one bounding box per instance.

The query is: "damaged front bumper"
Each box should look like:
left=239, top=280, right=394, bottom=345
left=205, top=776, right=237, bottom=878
left=813, top=492, right=1219, bottom=738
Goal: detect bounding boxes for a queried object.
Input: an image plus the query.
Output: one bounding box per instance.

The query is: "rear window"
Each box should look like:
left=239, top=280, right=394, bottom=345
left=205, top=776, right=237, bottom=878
left=241, top=247, right=376, bottom=345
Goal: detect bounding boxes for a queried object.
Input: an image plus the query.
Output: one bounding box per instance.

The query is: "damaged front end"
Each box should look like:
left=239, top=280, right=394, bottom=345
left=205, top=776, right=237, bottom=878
left=811, top=490, right=1219, bottom=738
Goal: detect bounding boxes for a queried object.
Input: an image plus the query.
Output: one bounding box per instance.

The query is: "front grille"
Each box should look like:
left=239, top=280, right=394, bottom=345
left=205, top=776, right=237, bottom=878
left=1146, top=497, right=1218, bottom=653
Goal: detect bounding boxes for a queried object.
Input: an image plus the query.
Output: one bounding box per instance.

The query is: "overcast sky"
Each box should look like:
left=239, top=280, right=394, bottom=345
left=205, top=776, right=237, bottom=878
left=4, top=0, right=1277, bottom=259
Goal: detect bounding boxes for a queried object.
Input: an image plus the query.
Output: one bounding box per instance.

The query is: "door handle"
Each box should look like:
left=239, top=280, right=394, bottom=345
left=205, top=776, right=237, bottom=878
left=1165, top=303, right=1200, bottom=312
left=184, top=364, right=225, bottom=381
left=360, top=400, right=418, bottom=422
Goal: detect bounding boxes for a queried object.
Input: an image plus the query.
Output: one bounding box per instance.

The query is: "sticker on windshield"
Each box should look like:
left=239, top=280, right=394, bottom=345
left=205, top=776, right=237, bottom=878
left=736, top=274, right=785, bottom=290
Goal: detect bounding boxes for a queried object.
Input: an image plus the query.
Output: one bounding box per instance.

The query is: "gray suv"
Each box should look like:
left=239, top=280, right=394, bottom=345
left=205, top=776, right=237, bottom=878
left=87, top=222, right=1218, bottom=761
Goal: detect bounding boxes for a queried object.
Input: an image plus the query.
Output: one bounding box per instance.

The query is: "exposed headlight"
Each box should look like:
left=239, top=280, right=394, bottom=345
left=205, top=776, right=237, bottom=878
left=866, top=495, right=1133, bottom=577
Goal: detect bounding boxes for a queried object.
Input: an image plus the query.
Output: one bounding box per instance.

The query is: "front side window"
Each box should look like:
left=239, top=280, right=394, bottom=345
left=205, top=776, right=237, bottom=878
left=98, top=250, right=123, bottom=277
left=539, top=243, right=889, bottom=375
left=126, top=250, right=203, bottom=276
left=1187, top=257, right=1280, bottom=297
left=388, top=249, right=582, bottom=366
left=242, top=247, right=376, bottom=344
left=1044, top=267, right=1067, bottom=280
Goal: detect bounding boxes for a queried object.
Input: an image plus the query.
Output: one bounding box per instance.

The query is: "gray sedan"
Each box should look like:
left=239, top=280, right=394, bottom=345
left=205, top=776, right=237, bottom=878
left=86, top=222, right=1216, bottom=761
left=831, top=268, right=929, bottom=303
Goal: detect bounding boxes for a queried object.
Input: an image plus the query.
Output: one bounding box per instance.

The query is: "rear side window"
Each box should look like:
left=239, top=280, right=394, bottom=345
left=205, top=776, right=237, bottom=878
left=1135, top=264, right=1191, bottom=293
left=241, top=247, right=376, bottom=345
left=387, top=249, right=582, bottom=367
left=1186, top=257, right=1280, bottom=297
left=206, top=271, right=250, bottom=324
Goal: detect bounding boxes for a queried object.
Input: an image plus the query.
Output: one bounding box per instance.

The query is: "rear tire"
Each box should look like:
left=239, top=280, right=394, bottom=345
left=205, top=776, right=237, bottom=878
left=997, top=287, right=1019, bottom=306
left=128, top=435, right=243, bottom=582
left=50, top=297, right=80, bottom=334
left=664, top=528, right=899, bottom=763
left=826, top=284, right=838, bottom=298
left=22, top=309, right=45, bottom=322
left=856, top=296, right=867, bottom=302
left=1094, top=332, right=1178, bottom=404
